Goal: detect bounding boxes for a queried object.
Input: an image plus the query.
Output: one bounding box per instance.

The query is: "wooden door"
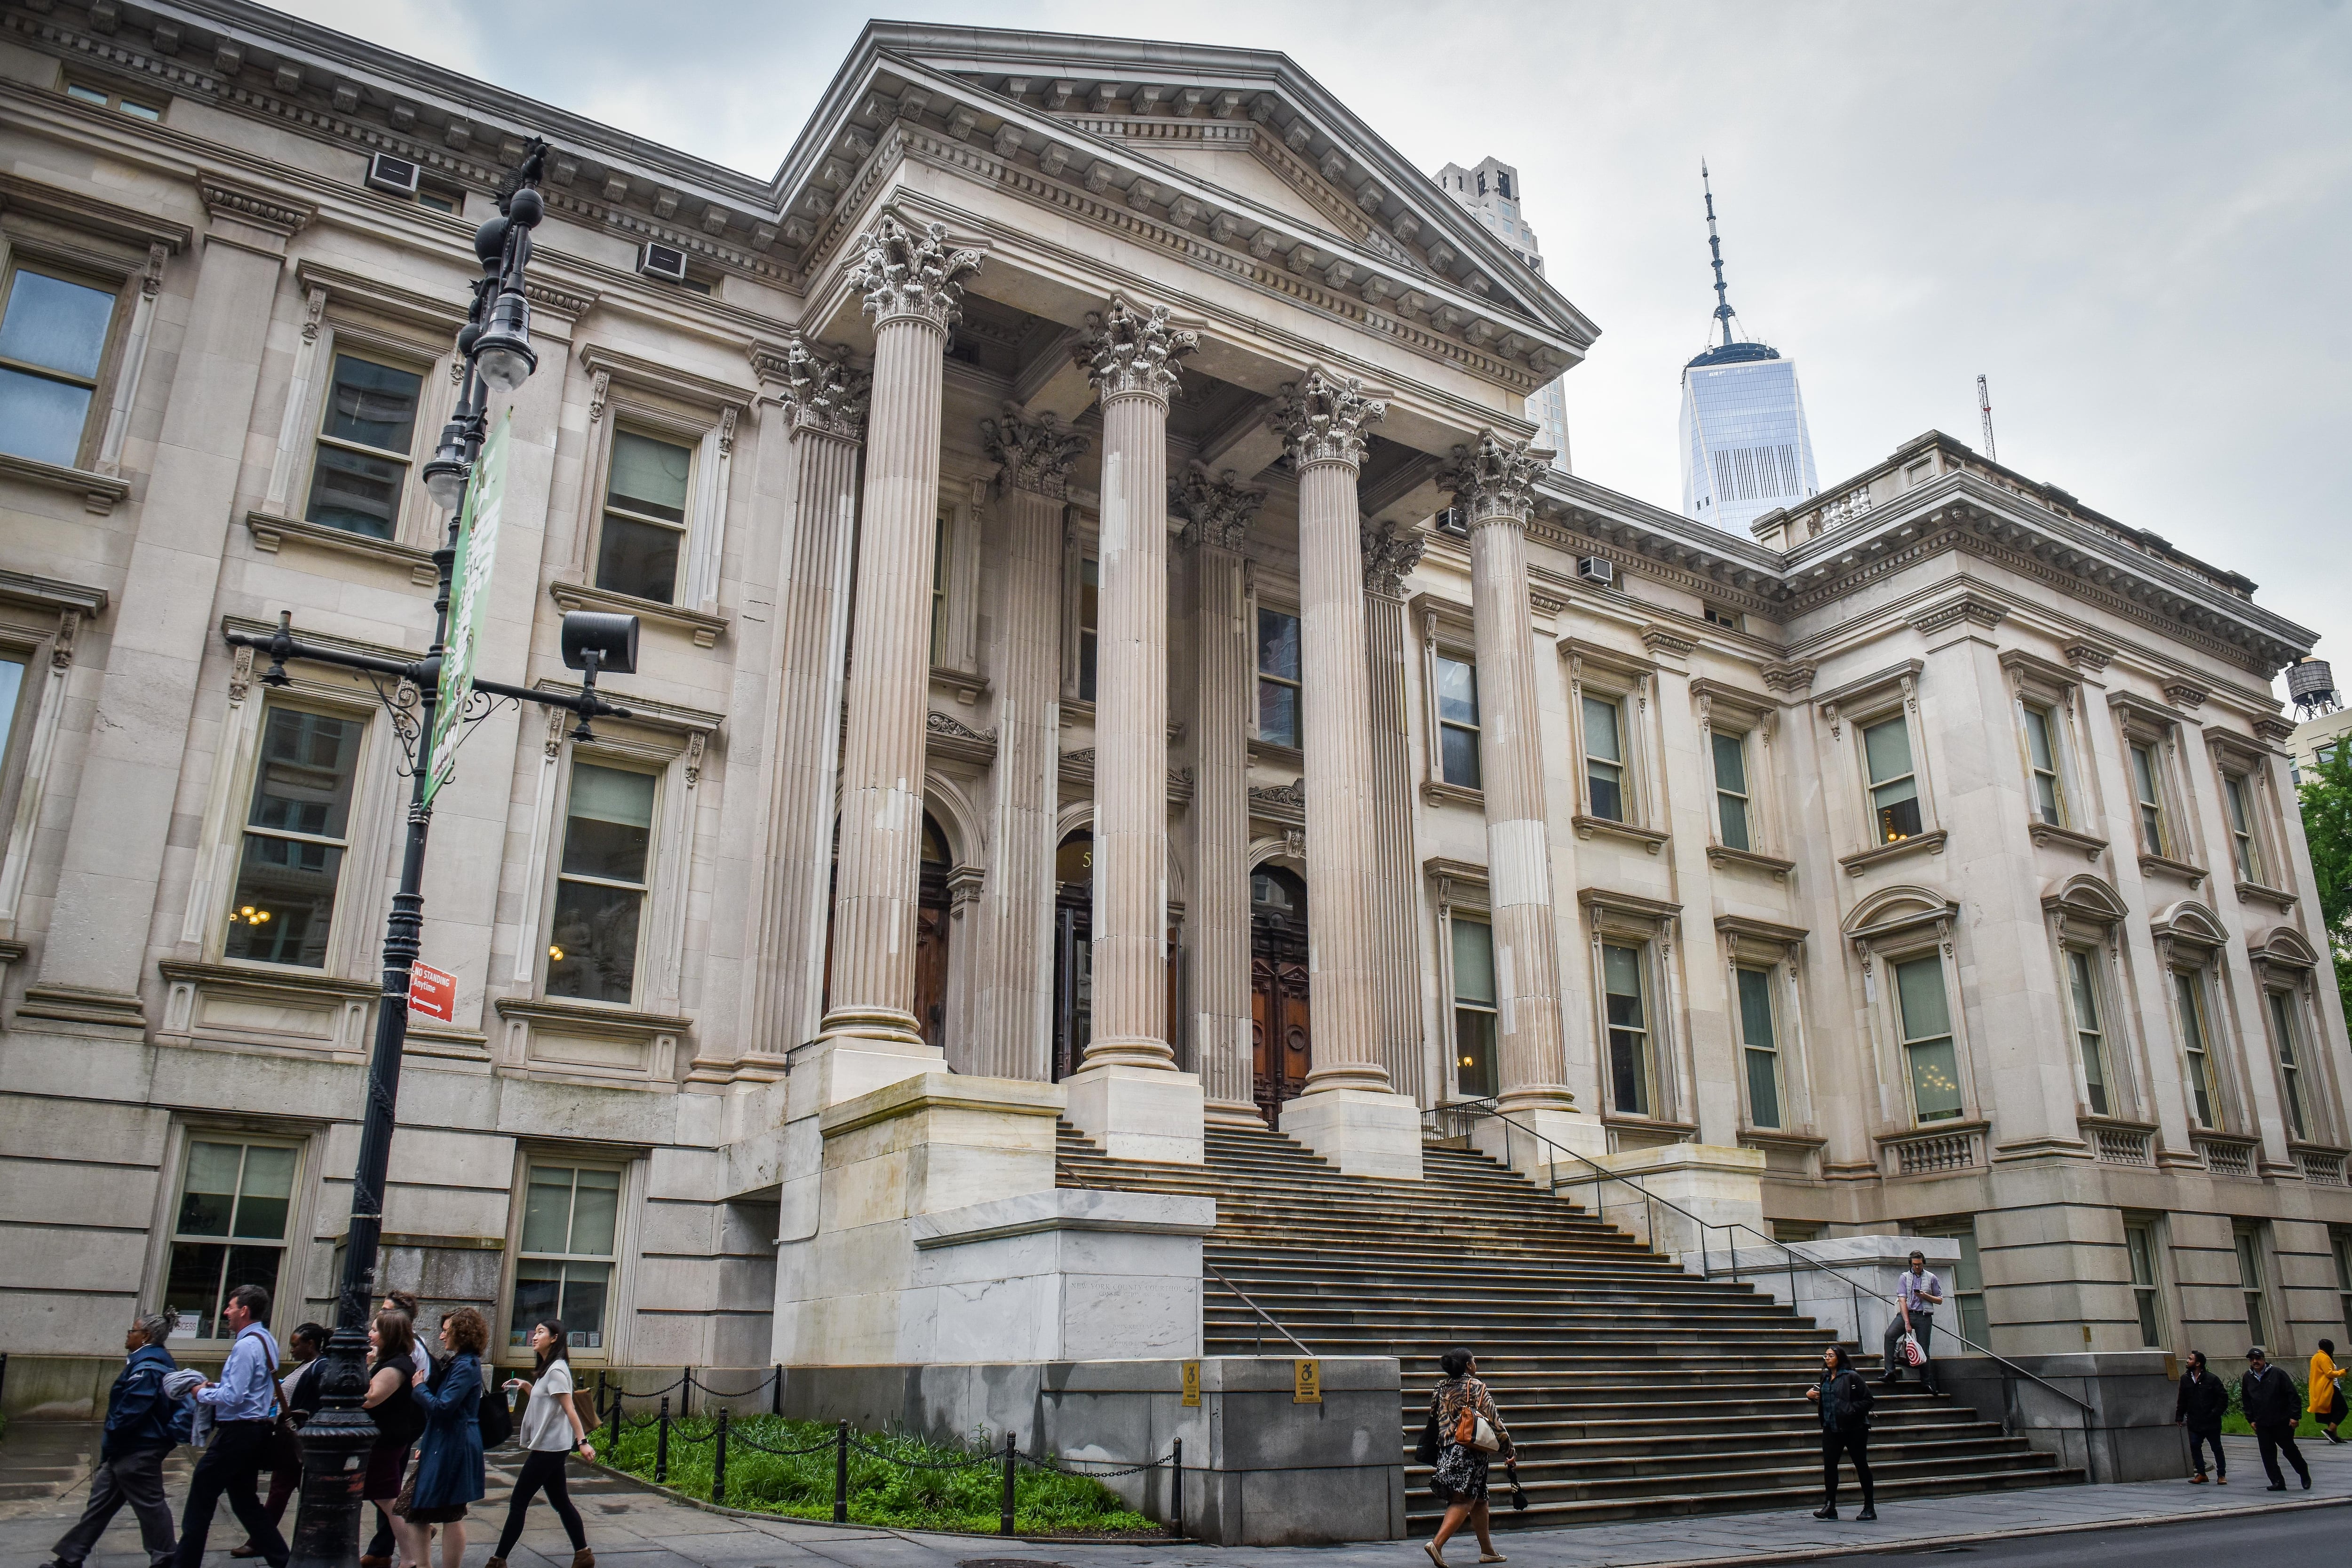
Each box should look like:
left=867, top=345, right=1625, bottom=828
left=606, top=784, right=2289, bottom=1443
left=1249, top=867, right=1311, bottom=1124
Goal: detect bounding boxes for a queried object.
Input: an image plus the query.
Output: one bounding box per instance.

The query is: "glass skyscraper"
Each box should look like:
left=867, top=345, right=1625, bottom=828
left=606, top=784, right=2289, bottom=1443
left=1679, top=168, right=1816, bottom=534
left=1436, top=155, right=1572, bottom=471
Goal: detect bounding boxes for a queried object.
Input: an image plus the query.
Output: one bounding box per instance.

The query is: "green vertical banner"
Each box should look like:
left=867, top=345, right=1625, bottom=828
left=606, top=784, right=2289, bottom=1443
left=424, top=410, right=510, bottom=803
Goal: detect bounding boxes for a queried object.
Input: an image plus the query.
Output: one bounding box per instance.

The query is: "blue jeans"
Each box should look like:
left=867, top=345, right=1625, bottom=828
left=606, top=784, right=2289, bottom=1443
left=2187, top=1427, right=2225, bottom=1477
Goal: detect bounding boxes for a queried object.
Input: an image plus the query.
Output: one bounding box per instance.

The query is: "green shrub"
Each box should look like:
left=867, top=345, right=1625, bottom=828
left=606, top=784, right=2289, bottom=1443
left=603, top=1414, right=1155, bottom=1535
left=2216, top=1371, right=2332, bottom=1437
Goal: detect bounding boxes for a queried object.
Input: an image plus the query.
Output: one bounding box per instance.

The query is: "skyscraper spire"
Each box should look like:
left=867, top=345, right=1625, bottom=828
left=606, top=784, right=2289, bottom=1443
left=1701, top=159, right=1738, bottom=348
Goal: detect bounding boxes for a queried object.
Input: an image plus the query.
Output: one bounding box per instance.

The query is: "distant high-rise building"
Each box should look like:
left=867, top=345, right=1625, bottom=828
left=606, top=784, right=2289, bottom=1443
left=1678, top=164, right=1816, bottom=534
left=1436, top=155, right=1571, bottom=471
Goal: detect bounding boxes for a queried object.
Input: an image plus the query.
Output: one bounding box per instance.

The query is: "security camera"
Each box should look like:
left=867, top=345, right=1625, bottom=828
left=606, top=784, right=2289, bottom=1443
left=560, top=611, right=638, bottom=676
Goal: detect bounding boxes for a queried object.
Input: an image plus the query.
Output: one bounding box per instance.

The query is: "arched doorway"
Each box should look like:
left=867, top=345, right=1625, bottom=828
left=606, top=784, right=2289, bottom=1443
left=822, top=810, right=954, bottom=1050
left=1050, top=830, right=1092, bottom=1080
left=1250, top=866, right=1311, bottom=1122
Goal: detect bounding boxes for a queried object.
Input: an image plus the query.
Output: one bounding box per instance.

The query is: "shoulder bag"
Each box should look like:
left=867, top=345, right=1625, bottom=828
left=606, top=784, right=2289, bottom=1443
left=475, top=1362, right=513, bottom=1448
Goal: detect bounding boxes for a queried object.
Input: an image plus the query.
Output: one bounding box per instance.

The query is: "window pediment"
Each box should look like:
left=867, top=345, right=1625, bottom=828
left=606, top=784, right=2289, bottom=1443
left=2150, top=899, right=2228, bottom=953
left=2250, top=926, right=2320, bottom=974
left=2041, top=872, right=2129, bottom=926
left=1843, top=883, right=1957, bottom=949
left=1812, top=658, right=1922, bottom=724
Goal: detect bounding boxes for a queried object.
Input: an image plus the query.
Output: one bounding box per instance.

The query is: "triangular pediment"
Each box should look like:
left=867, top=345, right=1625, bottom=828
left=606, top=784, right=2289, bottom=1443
left=1111, top=137, right=1350, bottom=243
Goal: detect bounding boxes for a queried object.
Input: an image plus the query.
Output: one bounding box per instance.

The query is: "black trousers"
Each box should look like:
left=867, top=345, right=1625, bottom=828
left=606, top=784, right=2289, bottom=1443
left=2254, top=1422, right=2309, bottom=1487
left=1881, top=1312, right=1941, bottom=1393
left=53, top=1447, right=177, bottom=1568
left=175, top=1422, right=286, bottom=1568
left=1821, top=1430, right=1873, bottom=1507
left=2187, top=1427, right=2225, bottom=1477
left=495, top=1449, right=588, bottom=1556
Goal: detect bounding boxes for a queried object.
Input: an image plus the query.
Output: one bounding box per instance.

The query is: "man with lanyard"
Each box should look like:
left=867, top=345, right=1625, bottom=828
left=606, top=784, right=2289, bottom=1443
left=174, top=1284, right=287, bottom=1568
left=1881, top=1250, right=1947, bottom=1397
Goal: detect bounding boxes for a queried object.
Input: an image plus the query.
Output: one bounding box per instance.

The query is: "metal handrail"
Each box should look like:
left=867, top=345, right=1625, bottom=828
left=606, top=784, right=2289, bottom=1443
left=1444, top=1099, right=2105, bottom=1478
left=1205, top=1264, right=1315, bottom=1356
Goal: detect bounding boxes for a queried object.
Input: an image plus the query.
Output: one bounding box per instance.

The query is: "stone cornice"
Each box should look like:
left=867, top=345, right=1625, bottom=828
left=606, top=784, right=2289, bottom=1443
left=0, top=169, right=193, bottom=253
left=199, top=171, right=311, bottom=234
left=577, top=344, right=754, bottom=413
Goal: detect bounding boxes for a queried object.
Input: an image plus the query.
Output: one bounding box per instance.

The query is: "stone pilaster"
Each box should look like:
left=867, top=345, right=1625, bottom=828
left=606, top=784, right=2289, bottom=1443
left=1362, top=519, right=1429, bottom=1105
left=1267, top=368, right=1422, bottom=1178
left=740, top=339, right=868, bottom=1076
left=971, top=402, right=1088, bottom=1081
left=817, top=215, right=978, bottom=1050
left=1174, top=463, right=1267, bottom=1126
left=1441, top=431, right=1585, bottom=1151
left=1065, top=297, right=1205, bottom=1164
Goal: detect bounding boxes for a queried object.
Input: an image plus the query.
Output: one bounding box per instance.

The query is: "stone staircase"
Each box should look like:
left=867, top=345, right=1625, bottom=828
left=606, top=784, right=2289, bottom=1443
left=1055, top=1118, right=2076, bottom=1530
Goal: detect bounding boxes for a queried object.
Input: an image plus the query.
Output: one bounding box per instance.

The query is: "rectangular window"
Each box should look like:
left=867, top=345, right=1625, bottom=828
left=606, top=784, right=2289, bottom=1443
left=1450, top=918, right=1498, bottom=1100
left=930, top=512, right=949, bottom=664
left=304, top=352, right=424, bottom=540
left=2125, top=1220, right=2165, bottom=1348
left=1895, top=955, right=1964, bottom=1123
left=1434, top=654, right=1481, bottom=789
left=2233, top=1224, right=2268, bottom=1347
left=2130, top=742, right=2167, bottom=855
left=1913, top=1222, right=1991, bottom=1347
left=2268, top=991, right=2308, bottom=1141
left=1713, top=730, right=1752, bottom=851
left=0, top=652, right=25, bottom=768
left=1257, top=607, right=1302, bottom=748
left=2334, top=1230, right=2352, bottom=1341
left=1736, top=966, right=1781, bottom=1129
left=2022, top=705, right=2065, bottom=826
left=1584, top=694, right=1627, bottom=821
left=595, top=429, right=693, bottom=605
left=1863, top=716, right=1922, bottom=843
left=65, top=80, right=162, bottom=119
left=164, top=1138, right=297, bottom=1341
left=2224, top=775, right=2262, bottom=883
left=547, top=762, right=656, bottom=1004
left=1076, top=556, right=1098, bottom=703
left=2067, top=949, right=2110, bottom=1116
left=1603, top=943, right=1650, bottom=1115
left=2176, top=971, right=2217, bottom=1127
left=226, top=707, right=362, bottom=969
left=511, top=1163, right=621, bottom=1351
left=0, top=263, right=117, bottom=468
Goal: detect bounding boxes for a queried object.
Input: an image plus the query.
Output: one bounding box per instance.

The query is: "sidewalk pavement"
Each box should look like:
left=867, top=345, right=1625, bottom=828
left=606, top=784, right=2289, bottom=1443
left=4, top=1423, right=2347, bottom=1568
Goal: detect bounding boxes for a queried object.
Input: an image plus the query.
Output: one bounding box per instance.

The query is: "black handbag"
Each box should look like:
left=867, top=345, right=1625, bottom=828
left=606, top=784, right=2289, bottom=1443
left=1414, top=1409, right=1441, bottom=1466
left=1506, top=1461, right=1528, bottom=1512
left=476, top=1372, right=513, bottom=1448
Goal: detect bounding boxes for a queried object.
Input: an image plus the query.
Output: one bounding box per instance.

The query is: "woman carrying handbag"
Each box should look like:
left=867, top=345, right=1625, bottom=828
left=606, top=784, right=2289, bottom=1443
left=1423, top=1347, right=1513, bottom=1568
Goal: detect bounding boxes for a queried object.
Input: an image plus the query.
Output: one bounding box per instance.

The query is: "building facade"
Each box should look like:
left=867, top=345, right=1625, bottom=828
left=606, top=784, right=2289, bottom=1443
left=3, top=1, right=2350, bottom=1399
left=1436, top=157, right=1569, bottom=471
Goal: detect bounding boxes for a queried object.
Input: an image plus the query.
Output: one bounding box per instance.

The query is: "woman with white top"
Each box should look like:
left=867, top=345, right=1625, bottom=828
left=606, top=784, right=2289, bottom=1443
left=484, top=1320, right=594, bottom=1568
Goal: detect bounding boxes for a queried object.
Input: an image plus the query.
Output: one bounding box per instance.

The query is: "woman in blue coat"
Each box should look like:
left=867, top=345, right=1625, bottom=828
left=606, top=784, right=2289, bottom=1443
left=396, top=1306, right=487, bottom=1568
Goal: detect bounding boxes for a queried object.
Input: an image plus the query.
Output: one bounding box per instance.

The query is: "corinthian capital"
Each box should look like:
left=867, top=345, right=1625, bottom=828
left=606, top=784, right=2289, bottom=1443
left=1170, top=462, right=1267, bottom=552
left=848, top=212, right=982, bottom=332
left=1076, top=295, right=1197, bottom=405
left=765, top=339, right=870, bottom=441
left=979, top=401, right=1089, bottom=498
left=1438, top=429, right=1547, bottom=528
left=1360, top=518, right=1426, bottom=597
left=1267, top=367, right=1386, bottom=470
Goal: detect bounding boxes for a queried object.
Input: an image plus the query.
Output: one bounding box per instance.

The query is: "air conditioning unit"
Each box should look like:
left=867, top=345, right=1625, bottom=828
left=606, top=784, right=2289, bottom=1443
left=636, top=242, right=689, bottom=284
left=1577, top=555, right=1615, bottom=588
left=364, top=152, right=421, bottom=197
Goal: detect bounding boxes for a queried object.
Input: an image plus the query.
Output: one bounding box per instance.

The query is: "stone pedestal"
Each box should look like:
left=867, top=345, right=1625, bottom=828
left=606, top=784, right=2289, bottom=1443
left=1934, top=1350, right=2189, bottom=1483
left=1065, top=1062, right=1207, bottom=1164
left=1471, top=1102, right=1605, bottom=1174
left=1695, top=1233, right=1961, bottom=1345
left=1558, top=1141, right=1765, bottom=1269
left=1281, top=1088, right=1423, bottom=1181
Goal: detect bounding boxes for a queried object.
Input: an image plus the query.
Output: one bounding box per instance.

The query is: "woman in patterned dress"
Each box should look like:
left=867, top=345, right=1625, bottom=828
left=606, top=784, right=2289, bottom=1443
left=1424, top=1347, right=1514, bottom=1567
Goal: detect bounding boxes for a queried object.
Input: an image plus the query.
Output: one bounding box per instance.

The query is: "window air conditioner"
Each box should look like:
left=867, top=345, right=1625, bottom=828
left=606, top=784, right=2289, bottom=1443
left=1577, top=556, right=1615, bottom=588
left=365, top=153, right=421, bottom=198
left=637, top=242, right=690, bottom=284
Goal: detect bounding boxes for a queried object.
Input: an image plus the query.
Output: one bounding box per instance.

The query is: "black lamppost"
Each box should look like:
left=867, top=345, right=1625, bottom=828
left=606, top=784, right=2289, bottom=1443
left=232, top=138, right=637, bottom=1568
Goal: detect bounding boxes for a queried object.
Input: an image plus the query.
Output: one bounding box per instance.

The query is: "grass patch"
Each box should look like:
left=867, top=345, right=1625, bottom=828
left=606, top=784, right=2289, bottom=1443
left=604, top=1415, right=1156, bottom=1536
left=2215, top=1373, right=2342, bottom=1437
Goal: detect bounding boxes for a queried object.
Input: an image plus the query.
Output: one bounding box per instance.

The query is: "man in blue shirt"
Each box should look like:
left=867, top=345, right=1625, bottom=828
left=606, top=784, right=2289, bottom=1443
left=47, top=1313, right=188, bottom=1568
left=173, top=1284, right=287, bottom=1568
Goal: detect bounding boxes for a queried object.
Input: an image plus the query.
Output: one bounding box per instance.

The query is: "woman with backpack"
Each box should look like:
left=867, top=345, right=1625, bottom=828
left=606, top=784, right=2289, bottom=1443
left=1806, top=1344, right=1876, bottom=1520
left=395, top=1307, right=489, bottom=1568
left=486, top=1319, right=595, bottom=1568
left=1421, top=1346, right=1514, bottom=1568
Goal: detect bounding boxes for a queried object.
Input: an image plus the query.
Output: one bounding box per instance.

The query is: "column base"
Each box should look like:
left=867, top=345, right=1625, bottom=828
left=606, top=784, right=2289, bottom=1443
left=1280, top=1088, right=1423, bottom=1180
left=815, top=1005, right=927, bottom=1051
left=1204, top=1097, right=1269, bottom=1129
left=1064, top=1064, right=1205, bottom=1164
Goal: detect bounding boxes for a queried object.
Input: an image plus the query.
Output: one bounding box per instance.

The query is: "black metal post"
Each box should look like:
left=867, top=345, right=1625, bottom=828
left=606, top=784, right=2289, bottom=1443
left=1000, top=1431, right=1016, bottom=1535
left=771, top=1365, right=782, bottom=1417
left=655, top=1396, right=670, bottom=1483
left=712, top=1409, right=729, bottom=1506
left=1169, top=1438, right=1182, bottom=1540
left=606, top=1389, right=621, bottom=1457
left=833, top=1420, right=850, bottom=1522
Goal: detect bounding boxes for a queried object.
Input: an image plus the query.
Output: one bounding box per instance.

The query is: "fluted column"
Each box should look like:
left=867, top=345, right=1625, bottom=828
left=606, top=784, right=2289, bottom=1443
left=1268, top=369, right=1423, bottom=1178
left=742, top=341, right=868, bottom=1072
left=1362, top=521, right=1429, bottom=1103
left=971, top=403, right=1088, bottom=1079
left=1175, top=463, right=1266, bottom=1124
left=818, top=216, right=979, bottom=1048
left=1077, top=297, right=1194, bottom=1071
left=1443, top=432, right=1581, bottom=1135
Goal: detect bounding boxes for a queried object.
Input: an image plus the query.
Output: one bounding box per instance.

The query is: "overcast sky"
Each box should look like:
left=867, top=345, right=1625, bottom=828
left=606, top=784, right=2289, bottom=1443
left=277, top=0, right=2352, bottom=701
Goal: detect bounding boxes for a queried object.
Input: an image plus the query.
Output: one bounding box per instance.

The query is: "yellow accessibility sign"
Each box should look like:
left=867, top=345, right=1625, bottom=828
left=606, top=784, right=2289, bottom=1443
left=1293, top=1358, right=1321, bottom=1405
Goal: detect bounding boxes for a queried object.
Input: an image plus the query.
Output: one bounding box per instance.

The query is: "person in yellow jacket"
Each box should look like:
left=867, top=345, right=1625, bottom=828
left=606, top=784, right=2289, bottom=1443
left=2313, top=1339, right=2347, bottom=1444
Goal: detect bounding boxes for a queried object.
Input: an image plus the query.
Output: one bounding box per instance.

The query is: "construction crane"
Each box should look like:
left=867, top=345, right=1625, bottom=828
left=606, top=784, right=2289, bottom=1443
left=1977, top=374, right=1996, bottom=461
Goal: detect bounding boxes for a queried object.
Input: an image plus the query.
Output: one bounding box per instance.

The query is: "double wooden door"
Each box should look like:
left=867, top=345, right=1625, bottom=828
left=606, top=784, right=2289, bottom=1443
left=1250, top=867, right=1311, bottom=1123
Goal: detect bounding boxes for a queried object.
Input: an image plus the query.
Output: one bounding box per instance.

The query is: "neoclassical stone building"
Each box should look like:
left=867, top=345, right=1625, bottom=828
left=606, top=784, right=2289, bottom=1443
left=3, top=0, right=2349, bottom=1403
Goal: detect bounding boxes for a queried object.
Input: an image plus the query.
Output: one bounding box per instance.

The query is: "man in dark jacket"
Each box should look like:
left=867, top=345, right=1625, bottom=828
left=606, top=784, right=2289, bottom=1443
left=2240, top=1346, right=2310, bottom=1491
left=48, top=1313, right=189, bottom=1568
left=2174, top=1350, right=2228, bottom=1482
